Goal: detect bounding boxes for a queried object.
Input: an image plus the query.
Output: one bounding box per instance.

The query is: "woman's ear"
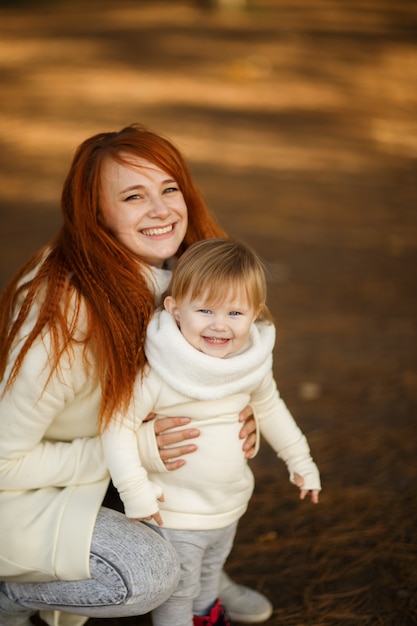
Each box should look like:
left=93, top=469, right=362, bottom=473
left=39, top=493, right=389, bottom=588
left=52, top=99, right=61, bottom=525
left=164, top=296, right=180, bottom=322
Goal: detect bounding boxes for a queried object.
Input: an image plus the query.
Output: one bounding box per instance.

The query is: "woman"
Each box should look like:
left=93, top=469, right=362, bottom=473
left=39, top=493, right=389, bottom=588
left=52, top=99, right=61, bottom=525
left=0, top=125, right=272, bottom=626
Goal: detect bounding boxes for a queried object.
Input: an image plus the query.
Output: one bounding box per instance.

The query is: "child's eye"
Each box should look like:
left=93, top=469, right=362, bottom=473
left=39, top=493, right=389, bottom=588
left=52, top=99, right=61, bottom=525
left=229, top=311, right=241, bottom=316
left=199, top=309, right=212, bottom=314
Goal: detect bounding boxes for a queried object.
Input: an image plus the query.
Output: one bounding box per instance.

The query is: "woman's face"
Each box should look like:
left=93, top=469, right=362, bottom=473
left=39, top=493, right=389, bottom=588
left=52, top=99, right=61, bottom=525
left=100, top=155, right=188, bottom=267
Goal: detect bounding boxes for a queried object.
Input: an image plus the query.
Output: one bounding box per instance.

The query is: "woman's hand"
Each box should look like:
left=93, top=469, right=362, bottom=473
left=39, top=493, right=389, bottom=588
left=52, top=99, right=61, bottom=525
left=239, top=405, right=257, bottom=459
left=146, top=414, right=200, bottom=471
left=148, top=404, right=258, bottom=470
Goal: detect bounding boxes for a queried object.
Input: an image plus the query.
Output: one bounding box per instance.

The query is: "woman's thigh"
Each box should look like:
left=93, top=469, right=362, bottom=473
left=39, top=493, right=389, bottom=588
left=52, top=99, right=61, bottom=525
left=4, top=508, right=180, bottom=618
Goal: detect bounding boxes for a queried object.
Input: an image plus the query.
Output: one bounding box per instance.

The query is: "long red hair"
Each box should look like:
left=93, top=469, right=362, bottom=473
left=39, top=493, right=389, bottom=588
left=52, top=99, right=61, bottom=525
left=0, top=124, right=226, bottom=428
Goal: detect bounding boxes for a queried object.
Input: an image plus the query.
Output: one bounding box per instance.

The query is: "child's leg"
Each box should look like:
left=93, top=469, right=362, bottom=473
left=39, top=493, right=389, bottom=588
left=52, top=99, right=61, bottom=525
left=151, top=527, right=206, bottom=626
left=193, top=522, right=237, bottom=617
left=151, top=523, right=237, bottom=626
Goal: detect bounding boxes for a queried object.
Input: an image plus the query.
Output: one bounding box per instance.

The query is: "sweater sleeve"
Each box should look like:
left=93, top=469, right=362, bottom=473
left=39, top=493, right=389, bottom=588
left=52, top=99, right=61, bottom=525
left=101, top=377, right=164, bottom=519
left=251, top=370, right=321, bottom=491
left=101, top=415, right=163, bottom=519
left=0, top=335, right=108, bottom=491
left=136, top=419, right=168, bottom=474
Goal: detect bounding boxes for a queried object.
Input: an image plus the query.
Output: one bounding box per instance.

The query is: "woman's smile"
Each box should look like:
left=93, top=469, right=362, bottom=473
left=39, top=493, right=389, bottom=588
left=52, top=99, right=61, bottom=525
left=141, top=224, right=175, bottom=237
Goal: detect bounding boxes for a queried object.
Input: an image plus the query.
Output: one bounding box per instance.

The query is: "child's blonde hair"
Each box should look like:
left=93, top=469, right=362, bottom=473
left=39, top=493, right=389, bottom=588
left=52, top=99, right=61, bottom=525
left=166, top=238, right=273, bottom=322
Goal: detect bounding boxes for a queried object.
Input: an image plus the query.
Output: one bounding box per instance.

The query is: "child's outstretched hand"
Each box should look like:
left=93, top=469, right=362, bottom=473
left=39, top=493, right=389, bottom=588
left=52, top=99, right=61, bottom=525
left=293, top=473, right=320, bottom=504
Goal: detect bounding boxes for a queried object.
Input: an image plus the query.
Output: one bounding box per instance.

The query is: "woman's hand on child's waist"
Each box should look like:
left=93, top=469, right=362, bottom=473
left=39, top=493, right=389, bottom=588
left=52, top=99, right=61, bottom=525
left=145, top=414, right=200, bottom=471
left=146, top=406, right=258, bottom=469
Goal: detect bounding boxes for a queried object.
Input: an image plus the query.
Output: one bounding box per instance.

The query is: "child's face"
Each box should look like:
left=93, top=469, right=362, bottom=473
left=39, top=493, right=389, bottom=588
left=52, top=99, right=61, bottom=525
left=164, top=289, right=259, bottom=358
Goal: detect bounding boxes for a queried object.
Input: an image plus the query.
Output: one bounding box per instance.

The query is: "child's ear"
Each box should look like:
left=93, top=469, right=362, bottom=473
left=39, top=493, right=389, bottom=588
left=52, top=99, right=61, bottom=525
left=164, top=296, right=180, bottom=322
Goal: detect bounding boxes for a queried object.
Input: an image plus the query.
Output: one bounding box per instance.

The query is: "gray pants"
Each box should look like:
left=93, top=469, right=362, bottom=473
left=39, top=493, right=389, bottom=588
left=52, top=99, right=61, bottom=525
left=151, top=522, right=238, bottom=626
left=0, top=508, right=181, bottom=624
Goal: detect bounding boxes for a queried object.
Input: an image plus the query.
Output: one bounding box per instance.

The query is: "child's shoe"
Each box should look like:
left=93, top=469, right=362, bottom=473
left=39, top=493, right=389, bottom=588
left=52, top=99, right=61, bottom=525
left=193, top=598, right=233, bottom=626
left=219, top=572, right=272, bottom=623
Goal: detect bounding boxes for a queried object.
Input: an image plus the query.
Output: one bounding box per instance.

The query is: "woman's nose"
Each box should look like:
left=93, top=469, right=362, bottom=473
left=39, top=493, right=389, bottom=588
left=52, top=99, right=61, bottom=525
left=148, top=195, right=170, bottom=217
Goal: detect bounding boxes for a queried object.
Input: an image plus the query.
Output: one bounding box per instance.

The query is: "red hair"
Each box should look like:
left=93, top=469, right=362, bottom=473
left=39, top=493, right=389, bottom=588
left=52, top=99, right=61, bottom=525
left=0, top=124, right=226, bottom=428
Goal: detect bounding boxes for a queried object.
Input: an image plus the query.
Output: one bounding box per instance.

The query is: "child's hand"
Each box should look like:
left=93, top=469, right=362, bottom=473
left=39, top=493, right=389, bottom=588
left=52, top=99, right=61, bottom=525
left=294, top=473, right=320, bottom=504
left=129, top=495, right=165, bottom=526
left=130, top=511, right=164, bottom=526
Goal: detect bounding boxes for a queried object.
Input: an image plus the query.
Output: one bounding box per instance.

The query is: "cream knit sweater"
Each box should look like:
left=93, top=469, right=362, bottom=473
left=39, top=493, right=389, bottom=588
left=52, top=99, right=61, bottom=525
left=102, top=310, right=321, bottom=530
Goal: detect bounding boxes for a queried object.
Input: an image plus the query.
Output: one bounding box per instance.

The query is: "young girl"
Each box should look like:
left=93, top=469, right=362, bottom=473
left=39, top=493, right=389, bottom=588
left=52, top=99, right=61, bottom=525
left=102, top=237, right=321, bottom=626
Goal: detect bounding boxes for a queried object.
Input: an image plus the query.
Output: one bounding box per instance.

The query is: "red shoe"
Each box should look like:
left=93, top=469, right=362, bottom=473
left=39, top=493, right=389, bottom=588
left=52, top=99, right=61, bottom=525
left=193, top=598, right=234, bottom=626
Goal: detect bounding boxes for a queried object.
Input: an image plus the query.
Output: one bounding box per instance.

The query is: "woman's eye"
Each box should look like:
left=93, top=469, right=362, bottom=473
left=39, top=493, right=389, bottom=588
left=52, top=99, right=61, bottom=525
left=125, top=194, right=143, bottom=201
left=163, top=186, right=179, bottom=194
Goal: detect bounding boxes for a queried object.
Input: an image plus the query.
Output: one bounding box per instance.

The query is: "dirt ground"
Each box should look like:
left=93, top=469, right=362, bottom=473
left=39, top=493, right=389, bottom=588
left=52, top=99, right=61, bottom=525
left=0, top=1, right=416, bottom=624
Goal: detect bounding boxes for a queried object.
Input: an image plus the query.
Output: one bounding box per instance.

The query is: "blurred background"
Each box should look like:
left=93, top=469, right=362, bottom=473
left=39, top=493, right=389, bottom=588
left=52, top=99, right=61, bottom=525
left=0, top=0, right=416, bottom=624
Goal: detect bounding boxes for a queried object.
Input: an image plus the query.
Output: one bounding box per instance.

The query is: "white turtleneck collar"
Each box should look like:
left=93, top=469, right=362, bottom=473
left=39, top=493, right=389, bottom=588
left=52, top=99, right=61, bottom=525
left=143, top=259, right=176, bottom=305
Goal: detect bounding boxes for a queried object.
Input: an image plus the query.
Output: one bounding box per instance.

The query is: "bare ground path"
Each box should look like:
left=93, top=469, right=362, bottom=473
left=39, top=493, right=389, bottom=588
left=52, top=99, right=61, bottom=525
left=0, top=1, right=416, bottom=624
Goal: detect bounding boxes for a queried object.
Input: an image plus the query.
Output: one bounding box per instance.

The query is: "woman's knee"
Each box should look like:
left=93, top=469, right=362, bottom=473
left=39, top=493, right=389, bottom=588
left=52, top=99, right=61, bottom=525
left=127, top=524, right=180, bottom=610
left=92, top=509, right=180, bottom=611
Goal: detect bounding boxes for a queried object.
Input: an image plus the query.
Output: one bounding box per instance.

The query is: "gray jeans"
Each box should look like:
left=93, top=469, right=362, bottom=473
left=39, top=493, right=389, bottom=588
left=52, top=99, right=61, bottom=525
left=0, top=508, right=180, bottom=623
left=151, top=522, right=238, bottom=626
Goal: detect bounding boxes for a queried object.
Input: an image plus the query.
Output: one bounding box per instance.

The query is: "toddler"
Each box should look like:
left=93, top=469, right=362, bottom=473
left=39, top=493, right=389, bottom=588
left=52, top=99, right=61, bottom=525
left=102, top=238, right=321, bottom=626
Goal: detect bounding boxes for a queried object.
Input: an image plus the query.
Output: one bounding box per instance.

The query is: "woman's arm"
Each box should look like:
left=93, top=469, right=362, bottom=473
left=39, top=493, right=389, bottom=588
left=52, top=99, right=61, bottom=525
left=0, top=338, right=107, bottom=490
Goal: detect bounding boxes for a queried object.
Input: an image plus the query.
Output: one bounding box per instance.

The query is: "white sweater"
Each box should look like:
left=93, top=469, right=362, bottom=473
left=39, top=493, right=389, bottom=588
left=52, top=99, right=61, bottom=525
left=102, top=310, right=321, bottom=530
left=0, top=264, right=172, bottom=583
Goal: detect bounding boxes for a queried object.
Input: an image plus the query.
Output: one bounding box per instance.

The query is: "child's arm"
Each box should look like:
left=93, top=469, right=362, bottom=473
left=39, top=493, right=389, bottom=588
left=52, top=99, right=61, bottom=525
left=101, top=415, right=164, bottom=525
left=251, top=370, right=321, bottom=503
